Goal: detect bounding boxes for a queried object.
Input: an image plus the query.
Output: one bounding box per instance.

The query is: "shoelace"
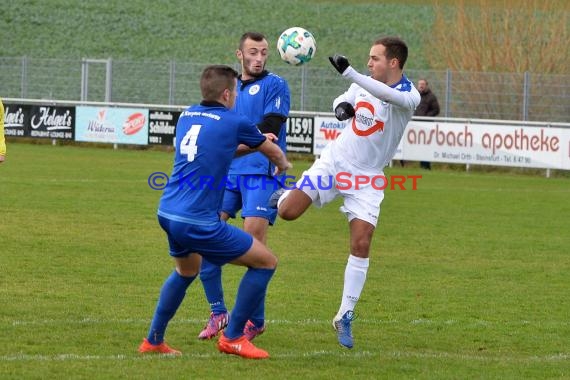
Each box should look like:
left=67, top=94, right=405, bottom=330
left=339, top=313, right=357, bottom=334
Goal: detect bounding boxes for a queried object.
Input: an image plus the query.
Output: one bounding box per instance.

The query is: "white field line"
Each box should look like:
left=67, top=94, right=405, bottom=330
left=0, top=351, right=568, bottom=363
left=8, top=317, right=570, bottom=327
left=4, top=318, right=568, bottom=363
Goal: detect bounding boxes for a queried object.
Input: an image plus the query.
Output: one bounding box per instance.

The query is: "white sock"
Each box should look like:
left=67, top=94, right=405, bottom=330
left=276, top=189, right=291, bottom=209
left=336, top=254, right=369, bottom=319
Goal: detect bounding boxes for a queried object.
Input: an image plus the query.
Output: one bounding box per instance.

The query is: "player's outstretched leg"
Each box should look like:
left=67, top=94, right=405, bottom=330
left=217, top=266, right=275, bottom=359
left=139, top=270, right=195, bottom=355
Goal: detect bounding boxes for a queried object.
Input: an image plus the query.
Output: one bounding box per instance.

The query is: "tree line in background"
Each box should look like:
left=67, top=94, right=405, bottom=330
left=427, top=0, right=568, bottom=74
left=424, top=0, right=569, bottom=121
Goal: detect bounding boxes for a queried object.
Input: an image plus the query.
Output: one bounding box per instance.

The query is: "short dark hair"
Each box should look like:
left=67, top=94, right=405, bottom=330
left=239, top=32, right=266, bottom=50
left=200, top=65, right=238, bottom=101
left=374, top=36, right=408, bottom=69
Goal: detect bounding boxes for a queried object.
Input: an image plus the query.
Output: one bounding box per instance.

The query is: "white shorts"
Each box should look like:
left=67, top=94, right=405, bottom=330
left=295, top=145, right=385, bottom=227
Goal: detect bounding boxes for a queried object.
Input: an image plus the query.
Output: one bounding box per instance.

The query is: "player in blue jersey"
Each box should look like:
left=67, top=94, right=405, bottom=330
left=271, top=37, right=420, bottom=349
left=197, top=32, right=291, bottom=341
left=138, top=65, right=292, bottom=359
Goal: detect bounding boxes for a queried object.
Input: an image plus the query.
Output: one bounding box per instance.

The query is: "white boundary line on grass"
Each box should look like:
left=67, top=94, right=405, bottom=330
left=1, top=351, right=568, bottom=363
left=5, top=318, right=568, bottom=364
left=9, top=317, right=570, bottom=327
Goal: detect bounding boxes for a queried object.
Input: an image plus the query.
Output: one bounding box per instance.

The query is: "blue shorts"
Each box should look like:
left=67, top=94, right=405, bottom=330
left=221, top=174, right=281, bottom=225
left=158, top=215, right=253, bottom=266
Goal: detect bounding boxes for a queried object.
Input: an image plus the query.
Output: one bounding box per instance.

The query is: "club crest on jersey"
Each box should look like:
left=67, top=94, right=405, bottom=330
left=249, top=85, right=260, bottom=95
left=352, top=101, right=384, bottom=136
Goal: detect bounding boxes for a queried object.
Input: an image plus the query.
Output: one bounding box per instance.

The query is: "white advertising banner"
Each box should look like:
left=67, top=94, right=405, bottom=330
left=75, top=106, right=149, bottom=145
left=313, top=116, right=348, bottom=155
left=401, top=121, right=570, bottom=170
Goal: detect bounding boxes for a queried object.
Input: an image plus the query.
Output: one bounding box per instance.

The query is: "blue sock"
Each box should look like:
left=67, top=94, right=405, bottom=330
left=199, top=259, right=227, bottom=314
left=224, top=268, right=275, bottom=339
left=147, top=270, right=195, bottom=345
left=249, top=295, right=266, bottom=328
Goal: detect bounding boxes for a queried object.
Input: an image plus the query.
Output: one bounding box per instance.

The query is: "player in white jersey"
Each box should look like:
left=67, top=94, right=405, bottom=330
left=272, top=36, right=420, bottom=349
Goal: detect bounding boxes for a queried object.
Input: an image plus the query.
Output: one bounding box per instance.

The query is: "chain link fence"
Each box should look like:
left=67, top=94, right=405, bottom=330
left=1, top=56, right=569, bottom=123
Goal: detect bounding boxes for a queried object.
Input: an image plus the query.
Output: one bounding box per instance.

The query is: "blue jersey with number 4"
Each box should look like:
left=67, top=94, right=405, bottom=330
left=158, top=102, right=266, bottom=225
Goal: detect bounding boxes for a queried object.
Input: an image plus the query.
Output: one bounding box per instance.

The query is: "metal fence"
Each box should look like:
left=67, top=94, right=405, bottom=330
left=1, top=56, right=569, bottom=123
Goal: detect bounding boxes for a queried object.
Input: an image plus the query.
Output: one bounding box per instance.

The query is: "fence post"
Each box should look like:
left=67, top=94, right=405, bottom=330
left=105, top=58, right=112, bottom=102
left=522, top=71, right=530, bottom=121
left=300, top=65, right=307, bottom=111
left=21, top=56, right=28, bottom=98
left=445, top=69, right=452, bottom=118
left=81, top=58, right=88, bottom=101
left=169, top=60, right=176, bottom=105
left=545, top=122, right=551, bottom=178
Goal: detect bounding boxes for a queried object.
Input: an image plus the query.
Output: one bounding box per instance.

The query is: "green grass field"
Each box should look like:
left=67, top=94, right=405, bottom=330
left=1, top=143, right=569, bottom=379
left=3, top=0, right=434, bottom=70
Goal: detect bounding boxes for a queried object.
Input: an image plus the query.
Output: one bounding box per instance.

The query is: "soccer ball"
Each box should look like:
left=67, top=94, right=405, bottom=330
left=277, top=27, right=317, bottom=66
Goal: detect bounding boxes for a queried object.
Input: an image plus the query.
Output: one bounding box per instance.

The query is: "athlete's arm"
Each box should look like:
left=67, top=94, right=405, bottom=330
left=257, top=114, right=285, bottom=135
left=344, top=67, right=418, bottom=110
left=235, top=133, right=278, bottom=157
left=332, top=84, right=358, bottom=118
left=256, top=138, right=292, bottom=175
left=329, top=54, right=419, bottom=110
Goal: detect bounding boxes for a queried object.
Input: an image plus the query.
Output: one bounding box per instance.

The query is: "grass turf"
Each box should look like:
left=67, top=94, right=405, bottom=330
left=1, top=142, right=569, bottom=379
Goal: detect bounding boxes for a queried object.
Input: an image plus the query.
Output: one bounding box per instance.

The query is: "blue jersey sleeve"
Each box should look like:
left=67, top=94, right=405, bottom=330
left=238, top=117, right=266, bottom=148
left=264, top=75, right=290, bottom=118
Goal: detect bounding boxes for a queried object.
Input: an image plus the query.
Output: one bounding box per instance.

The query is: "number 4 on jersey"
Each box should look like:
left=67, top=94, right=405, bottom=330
left=180, top=125, right=202, bottom=162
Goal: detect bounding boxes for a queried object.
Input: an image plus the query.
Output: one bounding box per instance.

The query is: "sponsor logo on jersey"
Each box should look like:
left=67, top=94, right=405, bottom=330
left=352, top=101, right=384, bottom=136
left=249, top=84, right=260, bottom=95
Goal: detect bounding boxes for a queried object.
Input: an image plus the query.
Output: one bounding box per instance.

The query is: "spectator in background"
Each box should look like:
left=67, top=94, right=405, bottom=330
left=0, top=98, right=6, bottom=163
left=414, top=78, right=440, bottom=170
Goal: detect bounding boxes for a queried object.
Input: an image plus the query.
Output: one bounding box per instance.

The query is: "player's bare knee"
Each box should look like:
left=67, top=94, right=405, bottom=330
left=351, top=240, right=371, bottom=257
left=277, top=200, right=305, bottom=220
left=250, top=229, right=268, bottom=243
left=267, top=255, right=278, bottom=269
left=278, top=189, right=312, bottom=221
left=256, top=253, right=278, bottom=269
left=175, top=254, right=201, bottom=277
left=278, top=207, right=300, bottom=221
left=176, top=267, right=199, bottom=277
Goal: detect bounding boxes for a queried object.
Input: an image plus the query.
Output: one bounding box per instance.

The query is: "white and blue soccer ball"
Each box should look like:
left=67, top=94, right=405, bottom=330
left=277, top=27, right=317, bottom=66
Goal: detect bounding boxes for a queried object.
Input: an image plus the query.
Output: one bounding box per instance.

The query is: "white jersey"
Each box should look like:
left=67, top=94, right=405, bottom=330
left=329, top=67, right=420, bottom=171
